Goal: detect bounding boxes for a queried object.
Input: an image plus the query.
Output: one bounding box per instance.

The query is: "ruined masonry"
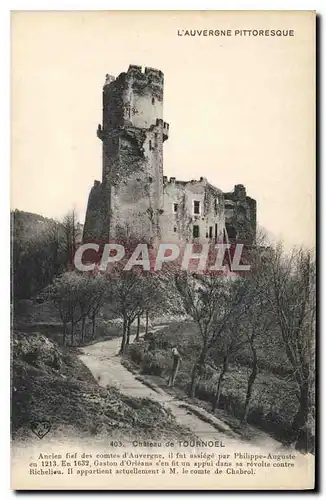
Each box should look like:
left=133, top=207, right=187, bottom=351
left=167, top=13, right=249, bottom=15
left=83, top=65, right=257, bottom=245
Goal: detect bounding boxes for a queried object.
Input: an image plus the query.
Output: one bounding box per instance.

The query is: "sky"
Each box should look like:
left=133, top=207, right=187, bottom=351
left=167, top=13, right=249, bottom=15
left=11, top=10, right=315, bottom=249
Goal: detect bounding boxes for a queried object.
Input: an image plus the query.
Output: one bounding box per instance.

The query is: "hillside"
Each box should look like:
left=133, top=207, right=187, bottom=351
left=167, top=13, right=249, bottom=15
left=11, top=331, right=193, bottom=443
left=11, top=209, right=57, bottom=239
left=124, top=321, right=309, bottom=446
left=11, top=209, right=84, bottom=300
left=11, top=209, right=84, bottom=241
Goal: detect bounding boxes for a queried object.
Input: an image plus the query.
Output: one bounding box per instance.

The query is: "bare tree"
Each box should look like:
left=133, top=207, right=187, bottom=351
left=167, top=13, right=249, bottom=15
left=240, top=295, right=274, bottom=423
left=75, top=273, right=106, bottom=342
left=174, top=273, right=248, bottom=397
left=239, top=242, right=275, bottom=423
left=105, top=268, right=144, bottom=354
left=264, top=245, right=315, bottom=450
left=46, top=272, right=82, bottom=345
left=85, top=274, right=107, bottom=340
left=208, top=314, right=247, bottom=412
left=135, top=313, right=141, bottom=341
left=62, top=209, right=81, bottom=268
left=140, top=274, right=167, bottom=340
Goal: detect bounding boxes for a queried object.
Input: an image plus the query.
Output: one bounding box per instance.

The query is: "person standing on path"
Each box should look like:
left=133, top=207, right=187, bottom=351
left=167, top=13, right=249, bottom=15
left=168, top=346, right=182, bottom=387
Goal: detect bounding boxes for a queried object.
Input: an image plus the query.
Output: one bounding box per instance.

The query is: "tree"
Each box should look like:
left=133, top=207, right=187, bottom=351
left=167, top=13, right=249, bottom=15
left=240, top=291, right=274, bottom=423
left=46, top=272, right=82, bottom=345
left=46, top=271, right=107, bottom=345
left=239, top=242, right=275, bottom=423
left=139, top=273, right=168, bottom=340
left=174, top=273, right=248, bottom=397
left=208, top=314, right=247, bottom=412
left=135, top=313, right=141, bottom=341
left=264, top=245, right=315, bottom=450
left=74, top=273, right=106, bottom=342
left=105, top=267, right=144, bottom=354
left=104, top=264, right=169, bottom=353
left=86, top=274, right=107, bottom=340
left=62, top=209, right=81, bottom=268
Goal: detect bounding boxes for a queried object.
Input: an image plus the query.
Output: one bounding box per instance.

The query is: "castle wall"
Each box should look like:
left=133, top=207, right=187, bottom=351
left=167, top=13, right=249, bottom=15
left=161, top=177, right=225, bottom=243
left=83, top=65, right=257, bottom=247
left=223, top=184, right=257, bottom=245
left=108, top=120, right=164, bottom=242
left=122, top=66, right=164, bottom=129
left=83, top=180, right=108, bottom=241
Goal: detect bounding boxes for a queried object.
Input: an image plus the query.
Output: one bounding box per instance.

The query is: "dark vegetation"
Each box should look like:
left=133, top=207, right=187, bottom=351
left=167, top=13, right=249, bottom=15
left=11, top=209, right=190, bottom=442
left=12, top=209, right=82, bottom=302
left=12, top=209, right=315, bottom=453
left=124, top=242, right=315, bottom=454
left=125, top=321, right=300, bottom=444
left=12, top=331, right=194, bottom=442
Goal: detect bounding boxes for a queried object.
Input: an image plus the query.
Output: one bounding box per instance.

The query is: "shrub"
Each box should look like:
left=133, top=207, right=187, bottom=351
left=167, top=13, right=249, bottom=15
left=140, top=351, right=168, bottom=377
left=196, top=380, right=215, bottom=404
left=127, top=343, right=146, bottom=365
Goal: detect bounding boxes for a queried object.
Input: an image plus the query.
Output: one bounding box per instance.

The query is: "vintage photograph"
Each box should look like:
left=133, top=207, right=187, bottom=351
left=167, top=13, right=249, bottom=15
left=11, top=11, right=315, bottom=490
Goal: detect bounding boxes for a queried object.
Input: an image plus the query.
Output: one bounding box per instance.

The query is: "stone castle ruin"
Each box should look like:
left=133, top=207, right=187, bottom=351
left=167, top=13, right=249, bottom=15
left=83, top=65, right=257, bottom=245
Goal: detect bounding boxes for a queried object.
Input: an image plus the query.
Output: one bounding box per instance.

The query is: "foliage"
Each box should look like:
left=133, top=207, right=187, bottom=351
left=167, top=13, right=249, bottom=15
left=140, top=350, right=167, bottom=377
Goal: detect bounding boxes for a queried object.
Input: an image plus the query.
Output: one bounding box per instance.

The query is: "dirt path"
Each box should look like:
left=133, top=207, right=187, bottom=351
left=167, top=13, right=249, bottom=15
left=79, top=335, right=226, bottom=440
left=79, top=334, right=284, bottom=452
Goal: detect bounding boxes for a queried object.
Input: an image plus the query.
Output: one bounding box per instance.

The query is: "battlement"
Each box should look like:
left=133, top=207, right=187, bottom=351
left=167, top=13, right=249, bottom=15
left=127, top=64, right=164, bottom=83
left=145, top=66, right=164, bottom=79
left=102, top=65, right=164, bottom=91
left=234, top=184, right=246, bottom=197
left=128, top=64, right=142, bottom=73
left=224, top=184, right=248, bottom=202
left=165, top=176, right=208, bottom=186
left=103, top=73, right=116, bottom=87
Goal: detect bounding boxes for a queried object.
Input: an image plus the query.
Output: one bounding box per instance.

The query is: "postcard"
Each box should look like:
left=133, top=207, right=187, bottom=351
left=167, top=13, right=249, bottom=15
left=11, top=10, right=315, bottom=490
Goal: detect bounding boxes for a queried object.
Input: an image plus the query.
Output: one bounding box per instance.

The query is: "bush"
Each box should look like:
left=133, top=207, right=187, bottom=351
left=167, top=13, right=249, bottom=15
left=140, top=351, right=168, bottom=377
left=127, top=343, right=146, bottom=365
left=195, top=380, right=215, bottom=405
